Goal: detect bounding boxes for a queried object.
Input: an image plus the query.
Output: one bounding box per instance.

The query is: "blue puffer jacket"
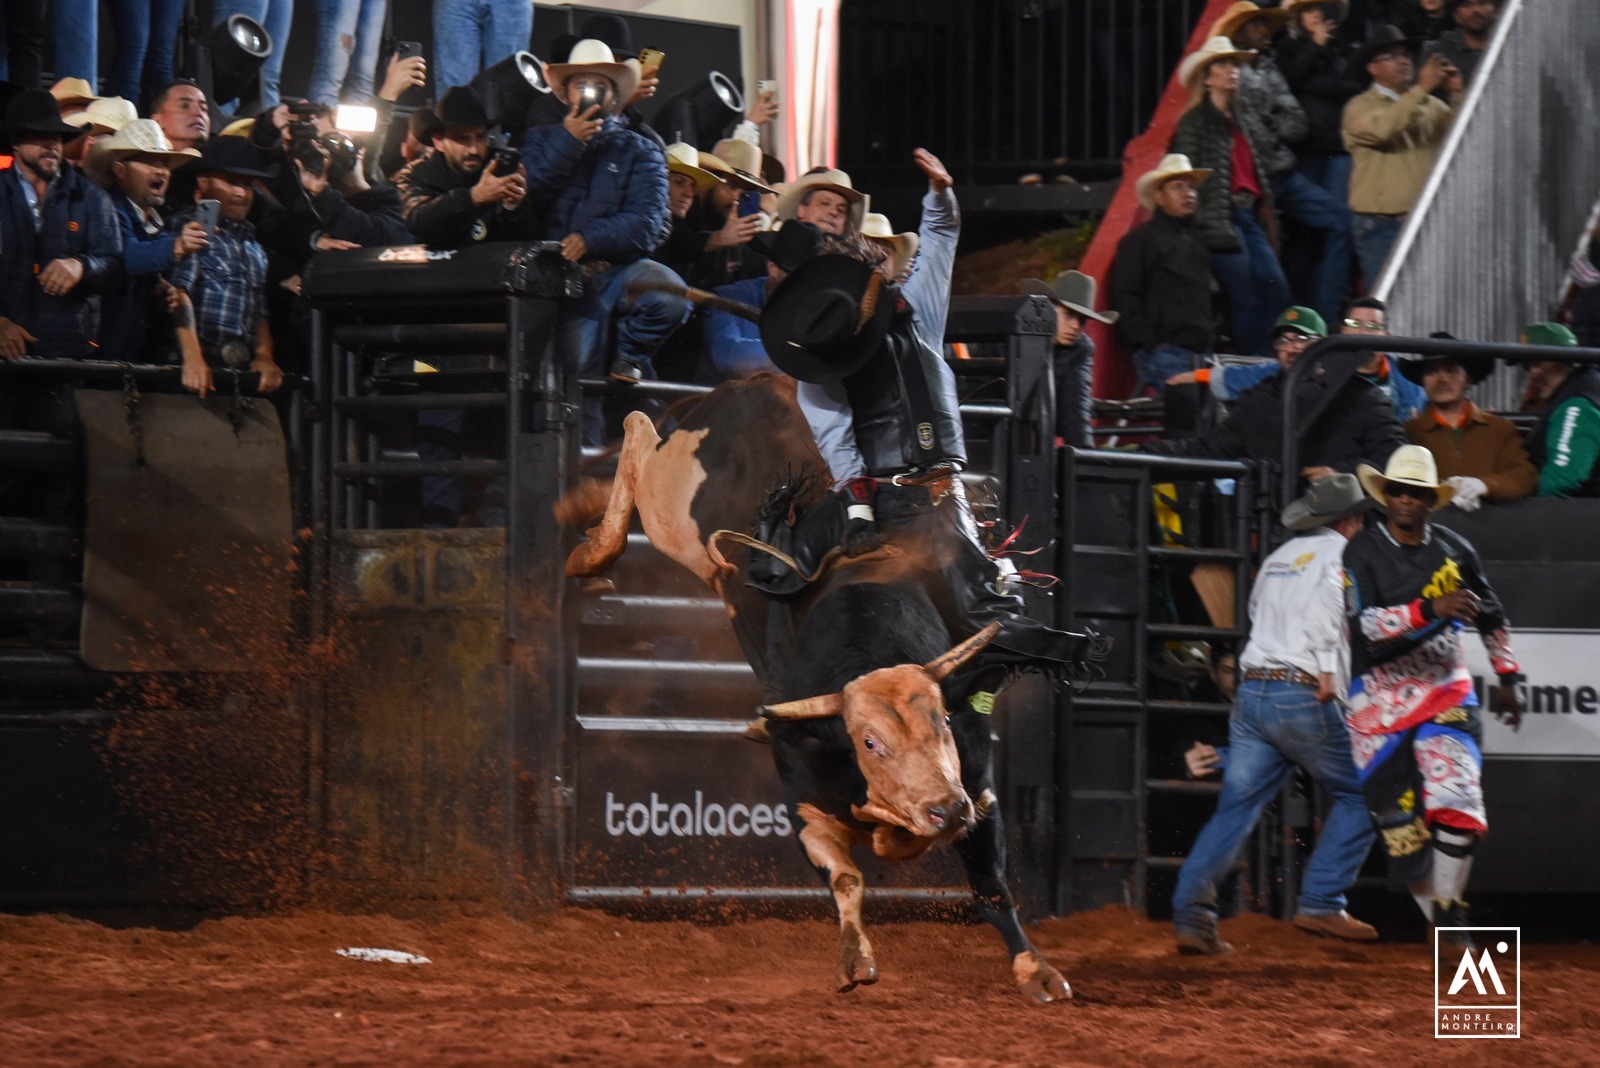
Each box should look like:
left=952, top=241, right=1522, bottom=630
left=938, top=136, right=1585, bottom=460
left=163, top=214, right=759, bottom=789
left=0, top=164, right=124, bottom=358
left=519, top=118, right=670, bottom=264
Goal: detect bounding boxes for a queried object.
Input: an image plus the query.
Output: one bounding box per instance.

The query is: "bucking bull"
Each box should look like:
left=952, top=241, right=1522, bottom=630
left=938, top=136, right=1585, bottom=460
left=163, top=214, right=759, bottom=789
left=558, top=374, right=1072, bottom=1003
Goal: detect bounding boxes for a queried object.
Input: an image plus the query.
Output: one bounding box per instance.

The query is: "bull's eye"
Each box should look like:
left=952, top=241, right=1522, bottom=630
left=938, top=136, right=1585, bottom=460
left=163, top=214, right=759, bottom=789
left=863, top=737, right=876, bottom=751
left=943, top=715, right=951, bottom=731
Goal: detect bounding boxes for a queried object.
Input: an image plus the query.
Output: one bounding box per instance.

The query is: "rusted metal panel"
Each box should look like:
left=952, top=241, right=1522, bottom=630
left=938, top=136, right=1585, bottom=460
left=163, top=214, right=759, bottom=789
left=76, top=391, right=292, bottom=672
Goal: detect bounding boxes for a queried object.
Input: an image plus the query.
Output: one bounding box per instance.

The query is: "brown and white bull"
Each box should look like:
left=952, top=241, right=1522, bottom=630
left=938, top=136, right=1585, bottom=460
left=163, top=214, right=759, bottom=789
left=559, top=375, right=1071, bottom=1002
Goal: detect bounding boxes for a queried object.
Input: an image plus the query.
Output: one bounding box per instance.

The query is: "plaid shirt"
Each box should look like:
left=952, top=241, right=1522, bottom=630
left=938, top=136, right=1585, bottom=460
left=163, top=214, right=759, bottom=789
left=167, top=209, right=267, bottom=349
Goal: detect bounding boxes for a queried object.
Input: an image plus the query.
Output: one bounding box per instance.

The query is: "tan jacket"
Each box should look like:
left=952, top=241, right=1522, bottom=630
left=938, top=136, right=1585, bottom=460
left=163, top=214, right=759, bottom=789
left=1342, top=85, right=1454, bottom=215
left=1405, top=402, right=1538, bottom=502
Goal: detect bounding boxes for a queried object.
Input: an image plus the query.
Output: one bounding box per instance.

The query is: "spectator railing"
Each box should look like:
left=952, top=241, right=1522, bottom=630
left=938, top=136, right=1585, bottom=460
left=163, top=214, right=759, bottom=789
left=1375, top=0, right=1600, bottom=412
left=1280, top=335, right=1600, bottom=505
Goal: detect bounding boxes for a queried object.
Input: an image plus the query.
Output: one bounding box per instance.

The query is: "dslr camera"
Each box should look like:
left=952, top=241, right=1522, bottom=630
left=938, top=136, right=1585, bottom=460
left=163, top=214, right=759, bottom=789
left=489, top=138, right=521, bottom=176
left=284, top=100, right=358, bottom=179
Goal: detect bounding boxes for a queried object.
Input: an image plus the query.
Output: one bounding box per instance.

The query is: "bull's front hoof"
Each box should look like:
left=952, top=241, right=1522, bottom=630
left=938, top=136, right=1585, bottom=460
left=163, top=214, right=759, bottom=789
left=835, top=927, right=879, bottom=993
left=1012, top=950, right=1071, bottom=1004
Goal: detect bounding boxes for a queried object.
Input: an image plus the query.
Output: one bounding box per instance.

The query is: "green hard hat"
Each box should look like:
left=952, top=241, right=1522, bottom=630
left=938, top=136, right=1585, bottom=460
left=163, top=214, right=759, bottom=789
left=1272, top=305, right=1328, bottom=339
left=1519, top=321, right=1578, bottom=348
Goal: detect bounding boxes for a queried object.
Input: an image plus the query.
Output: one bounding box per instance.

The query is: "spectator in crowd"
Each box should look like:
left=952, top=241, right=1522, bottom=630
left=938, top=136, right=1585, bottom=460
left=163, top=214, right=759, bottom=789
left=150, top=81, right=212, bottom=152
left=433, top=0, right=532, bottom=97
left=521, top=39, right=686, bottom=395
left=215, top=1, right=293, bottom=110
left=774, top=168, right=867, bottom=237
left=1421, top=0, right=1498, bottom=90
left=1021, top=270, right=1119, bottom=449
left=653, top=140, right=725, bottom=279
left=63, top=96, right=139, bottom=165
left=1571, top=220, right=1600, bottom=349
left=862, top=212, right=918, bottom=284
left=691, top=139, right=776, bottom=288
left=1165, top=304, right=1326, bottom=402
left=1522, top=321, right=1600, bottom=498
left=309, top=0, right=390, bottom=107
left=396, top=85, right=537, bottom=246
left=1400, top=344, right=1535, bottom=508
left=167, top=136, right=282, bottom=396
left=1344, top=444, right=1523, bottom=946
left=575, top=14, right=666, bottom=150
left=85, top=119, right=207, bottom=364
left=1109, top=153, right=1217, bottom=435
left=379, top=104, right=439, bottom=182
left=1393, top=0, right=1453, bottom=41
left=0, top=2, right=46, bottom=90
left=706, top=221, right=825, bottom=380
left=107, top=0, right=187, bottom=108
left=1222, top=4, right=1353, bottom=328
left=0, top=90, right=124, bottom=361
left=1172, top=36, right=1291, bottom=357
left=1342, top=26, right=1459, bottom=285
left=1343, top=296, right=1427, bottom=420
left=1173, top=474, right=1377, bottom=956
left=361, top=50, right=428, bottom=185
left=1144, top=305, right=1406, bottom=479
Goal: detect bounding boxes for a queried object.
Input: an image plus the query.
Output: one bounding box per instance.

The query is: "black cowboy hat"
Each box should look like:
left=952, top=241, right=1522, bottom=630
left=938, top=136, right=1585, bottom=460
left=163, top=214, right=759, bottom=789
left=578, top=14, right=637, bottom=59
left=409, top=105, right=443, bottom=143
left=750, top=221, right=825, bottom=273
left=1397, top=332, right=1495, bottom=384
left=435, top=85, right=491, bottom=129
left=186, top=134, right=280, bottom=178
left=3, top=88, right=82, bottom=140
left=1354, top=24, right=1423, bottom=66
left=759, top=254, right=900, bottom=384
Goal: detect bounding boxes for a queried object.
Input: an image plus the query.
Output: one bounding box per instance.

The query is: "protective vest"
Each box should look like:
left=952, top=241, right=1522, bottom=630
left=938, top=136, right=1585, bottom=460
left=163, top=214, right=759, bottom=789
left=1526, top=367, right=1600, bottom=497
left=840, top=309, right=967, bottom=477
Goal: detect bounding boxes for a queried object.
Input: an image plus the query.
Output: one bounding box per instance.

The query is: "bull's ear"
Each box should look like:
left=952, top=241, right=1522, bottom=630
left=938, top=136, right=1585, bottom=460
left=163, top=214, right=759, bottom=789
left=923, top=621, right=1003, bottom=681
left=759, top=692, right=845, bottom=720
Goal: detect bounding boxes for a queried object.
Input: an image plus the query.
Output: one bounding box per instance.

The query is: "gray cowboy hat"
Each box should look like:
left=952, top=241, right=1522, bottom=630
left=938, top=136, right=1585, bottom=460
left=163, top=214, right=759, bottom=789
left=1020, top=270, right=1119, bottom=325
left=1280, top=473, right=1370, bottom=531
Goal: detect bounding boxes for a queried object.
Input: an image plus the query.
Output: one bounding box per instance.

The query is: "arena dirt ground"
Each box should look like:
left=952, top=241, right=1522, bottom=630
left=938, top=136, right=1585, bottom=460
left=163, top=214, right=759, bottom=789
left=3, top=905, right=1596, bottom=1066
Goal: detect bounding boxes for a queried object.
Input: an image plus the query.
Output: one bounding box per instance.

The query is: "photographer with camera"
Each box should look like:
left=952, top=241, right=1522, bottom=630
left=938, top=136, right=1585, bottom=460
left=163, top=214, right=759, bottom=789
left=394, top=85, right=539, bottom=247
left=266, top=99, right=410, bottom=248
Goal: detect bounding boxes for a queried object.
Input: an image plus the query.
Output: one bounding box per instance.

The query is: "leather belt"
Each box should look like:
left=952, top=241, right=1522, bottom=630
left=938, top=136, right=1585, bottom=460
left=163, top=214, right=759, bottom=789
left=1242, top=667, right=1319, bottom=687
left=873, top=469, right=955, bottom=504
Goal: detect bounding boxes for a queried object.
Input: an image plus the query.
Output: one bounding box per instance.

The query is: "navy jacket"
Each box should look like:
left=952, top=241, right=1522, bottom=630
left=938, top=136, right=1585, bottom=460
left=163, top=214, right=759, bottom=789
left=0, top=164, right=124, bottom=357
left=520, top=118, right=670, bottom=263
left=98, top=194, right=179, bottom=362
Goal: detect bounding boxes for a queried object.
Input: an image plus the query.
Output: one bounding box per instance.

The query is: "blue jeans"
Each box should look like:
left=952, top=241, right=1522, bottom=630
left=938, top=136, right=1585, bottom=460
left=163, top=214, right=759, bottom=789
left=308, top=0, right=388, bottom=105
left=1173, top=679, right=1375, bottom=935
left=1270, top=167, right=1353, bottom=327
left=1353, top=213, right=1404, bottom=291
left=559, top=259, right=691, bottom=445
left=1210, top=205, right=1291, bottom=357
left=1131, top=344, right=1204, bottom=395
left=433, top=0, right=534, bottom=95
left=107, top=0, right=186, bottom=104
left=51, top=0, right=96, bottom=82
left=1295, top=154, right=1352, bottom=209
left=215, top=0, right=295, bottom=109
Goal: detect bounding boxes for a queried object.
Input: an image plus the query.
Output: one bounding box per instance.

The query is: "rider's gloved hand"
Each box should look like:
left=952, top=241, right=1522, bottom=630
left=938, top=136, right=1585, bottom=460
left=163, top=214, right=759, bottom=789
left=839, top=477, right=887, bottom=557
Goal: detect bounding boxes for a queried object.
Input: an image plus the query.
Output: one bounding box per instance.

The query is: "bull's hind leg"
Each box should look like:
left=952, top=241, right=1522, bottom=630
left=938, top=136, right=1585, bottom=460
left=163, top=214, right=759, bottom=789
left=950, top=714, right=1072, bottom=1004
left=796, top=803, right=878, bottom=993
left=563, top=411, right=660, bottom=578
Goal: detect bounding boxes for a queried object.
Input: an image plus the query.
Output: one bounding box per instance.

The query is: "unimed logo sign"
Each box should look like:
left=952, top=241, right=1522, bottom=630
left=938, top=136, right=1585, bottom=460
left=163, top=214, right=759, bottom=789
left=1435, top=928, right=1519, bottom=1039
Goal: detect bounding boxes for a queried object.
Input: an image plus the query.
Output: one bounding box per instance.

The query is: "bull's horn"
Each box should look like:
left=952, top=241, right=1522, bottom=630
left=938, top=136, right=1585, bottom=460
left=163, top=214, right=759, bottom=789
left=759, top=692, right=845, bottom=720
left=923, top=621, right=1003, bottom=681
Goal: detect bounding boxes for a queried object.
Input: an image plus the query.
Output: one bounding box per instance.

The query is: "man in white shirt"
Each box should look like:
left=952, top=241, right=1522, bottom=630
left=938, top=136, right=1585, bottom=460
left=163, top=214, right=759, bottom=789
left=1173, top=475, right=1378, bottom=955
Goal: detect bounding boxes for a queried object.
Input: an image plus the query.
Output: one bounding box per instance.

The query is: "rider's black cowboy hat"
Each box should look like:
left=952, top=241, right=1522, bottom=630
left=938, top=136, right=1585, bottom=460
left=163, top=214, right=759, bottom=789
left=760, top=253, right=899, bottom=384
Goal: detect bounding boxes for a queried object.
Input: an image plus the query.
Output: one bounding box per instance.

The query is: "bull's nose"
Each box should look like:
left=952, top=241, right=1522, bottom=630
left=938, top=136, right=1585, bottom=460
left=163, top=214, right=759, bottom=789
left=926, top=804, right=951, bottom=828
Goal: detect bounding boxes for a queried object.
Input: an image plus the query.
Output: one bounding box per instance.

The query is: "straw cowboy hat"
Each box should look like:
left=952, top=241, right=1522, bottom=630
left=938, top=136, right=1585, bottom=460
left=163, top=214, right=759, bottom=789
left=665, top=141, right=720, bottom=190
left=545, top=38, right=641, bottom=110
left=49, top=76, right=100, bottom=107
left=1358, top=444, right=1455, bottom=511
left=774, top=168, right=867, bottom=232
left=1280, top=473, right=1369, bottom=531
left=84, top=117, right=200, bottom=184
left=1210, top=2, right=1291, bottom=40
left=705, top=137, right=777, bottom=194
left=1135, top=153, right=1213, bottom=209
left=861, top=212, right=918, bottom=267
left=1178, top=36, right=1258, bottom=89
left=65, top=96, right=138, bottom=136
left=1020, top=270, right=1119, bottom=325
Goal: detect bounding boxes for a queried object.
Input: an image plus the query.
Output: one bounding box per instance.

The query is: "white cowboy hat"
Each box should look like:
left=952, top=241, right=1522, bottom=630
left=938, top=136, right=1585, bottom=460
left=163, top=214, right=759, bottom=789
left=545, top=38, right=641, bottom=112
left=49, top=76, right=101, bottom=107
left=1178, top=36, right=1258, bottom=89
left=774, top=168, right=867, bottom=233
left=1357, top=445, right=1455, bottom=511
left=84, top=118, right=201, bottom=185
left=65, top=96, right=138, bottom=136
left=861, top=212, right=919, bottom=267
left=1135, top=153, right=1214, bottom=209
left=705, top=137, right=777, bottom=194
left=665, top=141, right=720, bottom=190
